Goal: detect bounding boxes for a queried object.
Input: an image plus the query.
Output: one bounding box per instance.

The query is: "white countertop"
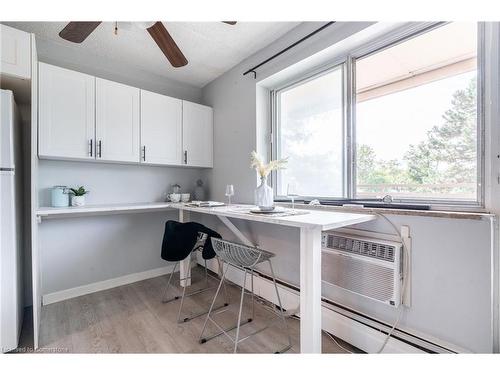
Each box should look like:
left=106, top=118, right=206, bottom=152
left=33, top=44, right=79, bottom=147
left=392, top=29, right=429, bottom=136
left=37, top=202, right=175, bottom=219
left=171, top=203, right=376, bottom=231
left=37, top=202, right=376, bottom=230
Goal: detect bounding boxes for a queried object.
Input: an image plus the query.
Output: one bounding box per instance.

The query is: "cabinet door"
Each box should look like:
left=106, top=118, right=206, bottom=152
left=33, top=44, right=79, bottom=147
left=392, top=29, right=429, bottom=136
left=182, top=101, right=213, bottom=168
left=0, top=24, right=31, bottom=79
left=96, top=78, right=140, bottom=163
left=140, top=90, right=182, bottom=165
left=38, top=63, right=95, bottom=160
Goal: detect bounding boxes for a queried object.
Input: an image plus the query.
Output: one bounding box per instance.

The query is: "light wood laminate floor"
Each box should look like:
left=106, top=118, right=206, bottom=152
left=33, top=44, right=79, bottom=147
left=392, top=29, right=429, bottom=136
left=18, top=267, right=360, bottom=354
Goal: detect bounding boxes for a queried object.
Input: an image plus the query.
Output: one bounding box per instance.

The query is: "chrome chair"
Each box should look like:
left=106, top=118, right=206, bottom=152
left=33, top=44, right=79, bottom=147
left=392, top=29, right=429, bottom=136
left=162, top=232, right=229, bottom=323
left=199, top=238, right=292, bottom=353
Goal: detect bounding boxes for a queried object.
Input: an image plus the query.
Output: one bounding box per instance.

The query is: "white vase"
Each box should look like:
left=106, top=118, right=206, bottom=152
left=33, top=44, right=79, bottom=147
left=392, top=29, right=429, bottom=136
left=71, top=195, right=85, bottom=207
left=254, top=176, right=274, bottom=209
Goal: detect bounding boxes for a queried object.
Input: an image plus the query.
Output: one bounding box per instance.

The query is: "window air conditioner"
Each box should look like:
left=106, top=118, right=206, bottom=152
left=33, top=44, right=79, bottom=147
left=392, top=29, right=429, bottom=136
left=321, top=232, right=404, bottom=307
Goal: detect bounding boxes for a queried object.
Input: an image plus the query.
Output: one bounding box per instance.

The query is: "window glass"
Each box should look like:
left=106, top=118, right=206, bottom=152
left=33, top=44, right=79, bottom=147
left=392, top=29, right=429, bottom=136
left=355, top=22, right=478, bottom=201
left=276, top=67, right=344, bottom=198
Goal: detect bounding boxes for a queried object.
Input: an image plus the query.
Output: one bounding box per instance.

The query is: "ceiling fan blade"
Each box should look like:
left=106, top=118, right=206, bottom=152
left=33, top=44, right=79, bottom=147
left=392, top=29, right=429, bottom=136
left=147, top=22, right=188, bottom=68
left=222, top=21, right=237, bottom=25
left=59, top=22, right=102, bottom=43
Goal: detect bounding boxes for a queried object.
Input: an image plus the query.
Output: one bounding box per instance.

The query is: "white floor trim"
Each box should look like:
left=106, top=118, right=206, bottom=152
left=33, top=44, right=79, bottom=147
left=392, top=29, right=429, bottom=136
left=42, top=264, right=176, bottom=305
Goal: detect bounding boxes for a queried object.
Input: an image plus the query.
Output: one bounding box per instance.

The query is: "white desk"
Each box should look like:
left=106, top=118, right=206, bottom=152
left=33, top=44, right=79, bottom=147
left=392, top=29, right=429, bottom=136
left=36, top=202, right=376, bottom=353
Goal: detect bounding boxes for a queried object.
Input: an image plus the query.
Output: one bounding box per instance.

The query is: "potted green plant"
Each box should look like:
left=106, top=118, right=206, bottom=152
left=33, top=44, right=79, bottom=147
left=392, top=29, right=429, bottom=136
left=69, top=186, right=89, bottom=207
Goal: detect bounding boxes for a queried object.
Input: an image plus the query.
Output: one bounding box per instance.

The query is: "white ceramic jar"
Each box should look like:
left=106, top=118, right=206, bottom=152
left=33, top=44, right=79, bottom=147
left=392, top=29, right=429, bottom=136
left=71, top=195, right=86, bottom=206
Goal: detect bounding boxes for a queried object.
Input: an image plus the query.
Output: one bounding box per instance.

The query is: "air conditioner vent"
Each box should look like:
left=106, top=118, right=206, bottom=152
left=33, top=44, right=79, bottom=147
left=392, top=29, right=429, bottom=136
left=323, top=234, right=396, bottom=262
left=322, top=232, right=403, bottom=307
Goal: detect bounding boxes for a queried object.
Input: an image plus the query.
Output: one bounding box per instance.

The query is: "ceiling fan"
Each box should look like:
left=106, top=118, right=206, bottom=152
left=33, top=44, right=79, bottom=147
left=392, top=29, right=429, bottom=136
left=58, top=21, right=237, bottom=68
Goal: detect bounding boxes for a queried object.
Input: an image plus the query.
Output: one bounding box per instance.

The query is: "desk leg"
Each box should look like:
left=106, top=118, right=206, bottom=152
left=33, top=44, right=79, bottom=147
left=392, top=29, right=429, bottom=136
left=216, top=215, right=254, bottom=247
left=179, top=209, right=191, bottom=287
left=299, top=226, right=322, bottom=353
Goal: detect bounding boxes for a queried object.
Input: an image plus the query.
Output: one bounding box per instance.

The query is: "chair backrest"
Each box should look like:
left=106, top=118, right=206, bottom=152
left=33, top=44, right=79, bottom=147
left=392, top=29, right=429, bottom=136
left=210, top=238, right=273, bottom=268
left=161, top=220, right=214, bottom=262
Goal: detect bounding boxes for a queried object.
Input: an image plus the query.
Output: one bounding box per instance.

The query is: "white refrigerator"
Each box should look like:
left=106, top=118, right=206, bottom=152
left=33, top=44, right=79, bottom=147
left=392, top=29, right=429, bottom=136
left=0, top=89, right=23, bottom=353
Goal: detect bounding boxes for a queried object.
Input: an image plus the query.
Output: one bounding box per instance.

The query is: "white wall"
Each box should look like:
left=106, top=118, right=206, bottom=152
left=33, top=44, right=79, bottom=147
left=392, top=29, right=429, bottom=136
left=38, top=160, right=206, bottom=206
left=39, top=211, right=176, bottom=295
left=37, top=160, right=209, bottom=294
left=201, top=22, right=499, bottom=352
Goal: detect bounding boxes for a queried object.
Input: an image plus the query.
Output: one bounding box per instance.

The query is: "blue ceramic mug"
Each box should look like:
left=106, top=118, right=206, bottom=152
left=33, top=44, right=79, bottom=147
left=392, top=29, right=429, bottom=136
left=51, top=186, right=70, bottom=207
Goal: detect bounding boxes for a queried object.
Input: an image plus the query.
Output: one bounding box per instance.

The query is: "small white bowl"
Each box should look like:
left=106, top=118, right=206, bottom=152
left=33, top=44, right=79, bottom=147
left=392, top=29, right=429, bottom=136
left=169, top=193, right=181, bottom=203
left=181, top=193, right=190, bottom=202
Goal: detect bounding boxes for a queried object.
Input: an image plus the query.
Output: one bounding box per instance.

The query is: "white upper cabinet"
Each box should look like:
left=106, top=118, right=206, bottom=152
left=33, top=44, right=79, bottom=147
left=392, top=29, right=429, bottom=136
left=140, top=90, right=182, bottom=165
left=96, top=78, right=140, bottom=163
left=39, top=63, right=95, bottom=160
left=182, top=101, right=213, bottom=168
left=0, top=25, right=31, bottom=79
left=36, top=63, right=213, bottom=168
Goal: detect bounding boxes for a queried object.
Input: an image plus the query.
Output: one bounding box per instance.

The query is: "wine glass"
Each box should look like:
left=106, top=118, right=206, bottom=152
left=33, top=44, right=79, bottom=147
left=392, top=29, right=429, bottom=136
left=225, top=184, right=234, bottom=205
left=287, top=182, right=299, bottom=210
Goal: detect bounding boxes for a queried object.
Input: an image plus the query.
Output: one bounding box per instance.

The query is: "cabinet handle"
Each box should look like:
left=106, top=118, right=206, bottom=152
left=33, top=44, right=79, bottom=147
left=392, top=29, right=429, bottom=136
left=184, top=150, right=188, bottom=164
left=89, top=139, right=93, bottom=157
left=142, top=146, right=146, bottom=161
left=98, top=140, right=102, bottom=158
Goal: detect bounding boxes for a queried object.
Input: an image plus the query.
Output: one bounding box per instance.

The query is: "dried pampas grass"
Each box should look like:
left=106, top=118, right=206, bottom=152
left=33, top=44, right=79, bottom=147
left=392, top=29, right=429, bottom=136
left=250, top=151, right=288, bottom=178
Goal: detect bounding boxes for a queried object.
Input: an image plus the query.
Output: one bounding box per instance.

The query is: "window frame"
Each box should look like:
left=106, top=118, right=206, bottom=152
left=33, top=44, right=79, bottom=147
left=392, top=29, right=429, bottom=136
left=272, top=61, right=348, bottom=200
left=271, top=22, right=486, bottom=211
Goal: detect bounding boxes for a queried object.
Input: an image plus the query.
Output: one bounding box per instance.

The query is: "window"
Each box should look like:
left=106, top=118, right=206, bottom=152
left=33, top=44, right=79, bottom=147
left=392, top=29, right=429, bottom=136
left=355, top=22, right=478, bottom=202
left=273, top=22, right=482, bottom=207
left=275, top=67, right=344, bottom=198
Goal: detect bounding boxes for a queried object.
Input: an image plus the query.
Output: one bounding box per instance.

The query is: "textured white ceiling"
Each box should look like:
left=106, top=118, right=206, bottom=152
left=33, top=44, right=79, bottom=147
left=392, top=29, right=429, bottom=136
left=5, top=21, right=300, bottom=88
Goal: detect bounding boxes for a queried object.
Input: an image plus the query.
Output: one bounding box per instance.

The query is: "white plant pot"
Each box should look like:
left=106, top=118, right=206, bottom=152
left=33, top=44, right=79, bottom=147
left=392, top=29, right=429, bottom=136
left=71, top=195, right=86, bottom=207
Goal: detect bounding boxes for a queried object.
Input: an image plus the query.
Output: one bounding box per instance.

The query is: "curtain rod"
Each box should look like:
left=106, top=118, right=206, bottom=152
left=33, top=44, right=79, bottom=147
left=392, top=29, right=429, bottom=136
left=242, top=21, right=335, bottom=79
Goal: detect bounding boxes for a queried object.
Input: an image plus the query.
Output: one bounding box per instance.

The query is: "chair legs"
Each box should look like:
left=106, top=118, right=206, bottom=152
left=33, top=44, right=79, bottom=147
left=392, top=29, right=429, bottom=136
left=233, top=269, right=248, bottom=353
left=199, top=263, right=254, bottom=346
left=204, top=258, right=209, bottom=287
left=163, top=255, right=229, bottom=324
left=250, top=269, right=255, bottom=321
left=199, top=260, right=291, bottom=354
left=162, top=262, right=180, bottom=303
left=199, top=262, right=231, bottom=344
left=218, top=257, right=230, bottom=307
left=176, top=258, right=191, bottom=323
